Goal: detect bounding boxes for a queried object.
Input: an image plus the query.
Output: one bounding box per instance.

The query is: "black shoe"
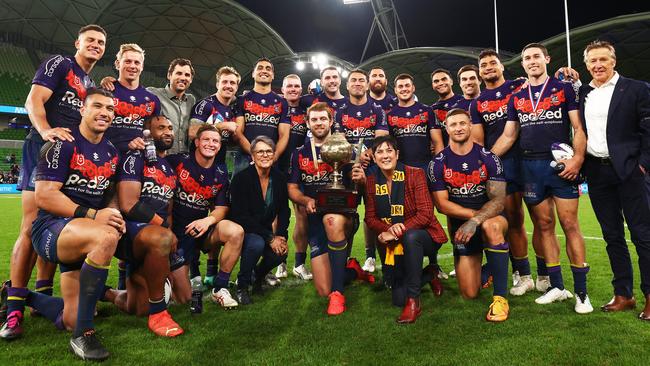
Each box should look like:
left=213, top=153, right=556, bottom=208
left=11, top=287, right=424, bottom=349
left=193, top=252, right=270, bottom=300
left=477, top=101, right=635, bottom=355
left=69, top=330, right=110, bottom=361
left=236, top=288, right=252, bottom=305
left=0, top=311, right=23, bottom=341
left=252, top=280, right=265, bottom=296
left=0, top=280, right=9, bottom=321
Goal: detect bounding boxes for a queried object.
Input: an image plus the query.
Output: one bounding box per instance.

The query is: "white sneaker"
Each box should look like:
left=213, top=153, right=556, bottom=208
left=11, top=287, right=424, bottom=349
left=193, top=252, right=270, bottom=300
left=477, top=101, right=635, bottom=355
left=535, top=287, right=573, bottom=304
left=512, top=270, right=521, bottom=287
left=210, top=288, right=238, bottom=309
left=275, top=263, right=288, bottom=278
left=449, top=269, right=457, bottom=278
left=265, top=273, right=281, bottom=286
left=362, top=257, right=376, bottom=273
left=535, top=275, right=551, bottom=292
left=292, top=264, right=313, bottom=280
left=510, top=275, right=534, bottom=296
left=574, top=292, right=594, bottom=314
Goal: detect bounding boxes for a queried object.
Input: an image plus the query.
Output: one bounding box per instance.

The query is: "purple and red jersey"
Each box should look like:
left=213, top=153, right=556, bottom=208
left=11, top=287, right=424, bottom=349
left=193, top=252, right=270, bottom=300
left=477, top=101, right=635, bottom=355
left=431, top=94, right=465, bottom=123
left=32, top=55, right=95, bottom=130
left=288, top=140, right=335, bottom=199
left=35, top=127, right=118, bottom=210
left=191, top=95, right=234, bottom=163
left=117, top=150, right=176, bottom=220
left=334, top=100, right=387, bottom=148
left=427, top=143, right=504, bottom=210
left=167, top=153, right=229, bottom=228
left=369, top=93, right=398, bottom=114
left=106, top=82, right=161, bottom=153
left=234, top=90, right=290, bottom=143
left=507, top=77, right=578, bottom=157
left=470, top=79, right=526, bottom=159
left=387, top=102, right=438, bottom=166
left=287, top=104, right=308, bottom=152
left=450, top=97, right=475, bottom=112
left=301, top=93, right=348, bottom=117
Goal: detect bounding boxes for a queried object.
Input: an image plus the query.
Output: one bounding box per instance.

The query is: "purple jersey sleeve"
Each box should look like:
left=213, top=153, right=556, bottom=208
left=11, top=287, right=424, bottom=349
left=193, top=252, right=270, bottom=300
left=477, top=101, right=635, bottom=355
left=288, top=147, right=301, bottom=184
left=233, top=95, right=245, bottom=118
left=280, top=98, right=290, bottom=124
left=35, top=140, right=74, bottom=183
left=117, top=150, right=145, bottom=182
left=480, top=147, right=506, bottom=182
left=191, top=98, right=212, bottom=122
left=469, top=99, right=482, bottom=125
left=425, top=105, right=439, bottom=130
left=32, top=55, right=71, bottom=91
left=426, top=156, right=447, bottom=192
left=507, top=96, right=518, bottom=123
left=564, top=82, right=579, bottom=111
left=375, top=105, right=388, bottom=131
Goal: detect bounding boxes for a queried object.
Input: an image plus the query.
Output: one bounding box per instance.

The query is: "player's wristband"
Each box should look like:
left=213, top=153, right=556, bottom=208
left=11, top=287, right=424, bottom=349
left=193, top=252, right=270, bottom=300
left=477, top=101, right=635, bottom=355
left=74, top=206, right=89, bottom=218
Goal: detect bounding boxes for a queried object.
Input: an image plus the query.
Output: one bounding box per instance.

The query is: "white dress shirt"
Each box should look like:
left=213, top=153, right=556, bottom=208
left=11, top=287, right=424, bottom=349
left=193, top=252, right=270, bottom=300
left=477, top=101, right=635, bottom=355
left=584, top=72, right=620, bottom=158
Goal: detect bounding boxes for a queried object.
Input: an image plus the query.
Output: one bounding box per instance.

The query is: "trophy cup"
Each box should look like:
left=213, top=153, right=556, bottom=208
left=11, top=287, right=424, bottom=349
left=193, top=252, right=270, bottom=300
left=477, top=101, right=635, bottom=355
left=315, top=133, right=360, bottom=214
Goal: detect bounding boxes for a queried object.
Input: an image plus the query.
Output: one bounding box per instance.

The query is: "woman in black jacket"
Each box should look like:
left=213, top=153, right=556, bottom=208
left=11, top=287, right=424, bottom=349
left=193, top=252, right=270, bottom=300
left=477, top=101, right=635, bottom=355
left=229, top=136, right=290, bottom=305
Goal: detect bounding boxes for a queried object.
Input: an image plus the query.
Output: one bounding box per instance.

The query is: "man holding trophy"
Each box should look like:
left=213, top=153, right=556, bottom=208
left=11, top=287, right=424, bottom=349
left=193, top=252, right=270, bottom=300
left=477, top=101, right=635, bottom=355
left=288, top=102, right=372, bottom=316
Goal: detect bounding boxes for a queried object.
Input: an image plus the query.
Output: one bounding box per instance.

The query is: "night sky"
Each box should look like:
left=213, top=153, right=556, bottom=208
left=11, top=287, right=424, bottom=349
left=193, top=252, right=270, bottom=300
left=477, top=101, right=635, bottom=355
left=237, top=0, right=646, bottom=63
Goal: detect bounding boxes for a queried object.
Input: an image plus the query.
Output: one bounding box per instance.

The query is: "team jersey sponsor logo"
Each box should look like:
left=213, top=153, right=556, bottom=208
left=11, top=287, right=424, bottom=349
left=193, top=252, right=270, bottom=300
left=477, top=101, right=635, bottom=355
left=112, top=99, right=156, bottom=126
left=45, top=140, right=64, bottom=169
left=244, top=100, right=283, bottom=124
left=65, top=149, right=117, bottom=190
left=443, top=163, right=488, bottom=195
left=298, top=151, right=333, bottom=183
left=175, top=162, right=220, bottom=207
left=142, top=166, right=176, bottom=199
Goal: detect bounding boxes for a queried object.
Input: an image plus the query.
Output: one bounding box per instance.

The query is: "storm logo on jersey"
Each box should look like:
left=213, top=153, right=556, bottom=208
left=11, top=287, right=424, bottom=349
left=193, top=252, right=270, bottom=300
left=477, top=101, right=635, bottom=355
left=298, top=153, right=333, bottom=183
left=175, top=163, right=220, bottom=207
left=142, top=166, right=176, bottom=199
left=443, top=162, right=489, bottom=197
left=66, top=148, right=117, bottom=190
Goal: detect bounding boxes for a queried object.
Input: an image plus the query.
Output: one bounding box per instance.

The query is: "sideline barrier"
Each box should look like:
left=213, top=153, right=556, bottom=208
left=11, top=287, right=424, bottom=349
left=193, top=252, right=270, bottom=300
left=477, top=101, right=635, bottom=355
left=0, top=184, right=18, bottom=193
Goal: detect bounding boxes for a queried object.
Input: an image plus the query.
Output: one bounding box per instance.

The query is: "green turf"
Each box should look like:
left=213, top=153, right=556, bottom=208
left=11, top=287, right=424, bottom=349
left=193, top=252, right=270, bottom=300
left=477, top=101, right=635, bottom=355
left=0, top=194, right=649, bottom=365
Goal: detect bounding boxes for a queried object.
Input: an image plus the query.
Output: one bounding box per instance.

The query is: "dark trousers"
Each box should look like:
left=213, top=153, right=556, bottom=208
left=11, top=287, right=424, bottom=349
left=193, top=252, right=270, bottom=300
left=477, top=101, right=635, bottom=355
left=585, top=157, right=650, bottom=297
left=237, top=233, right=286, bottom=288
left=391, top=229, right=435, bottom=306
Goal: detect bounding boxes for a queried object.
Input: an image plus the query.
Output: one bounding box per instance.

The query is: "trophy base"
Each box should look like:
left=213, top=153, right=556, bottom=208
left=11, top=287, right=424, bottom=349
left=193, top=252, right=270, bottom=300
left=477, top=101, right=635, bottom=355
left=315, top=188, right=358, bottom=214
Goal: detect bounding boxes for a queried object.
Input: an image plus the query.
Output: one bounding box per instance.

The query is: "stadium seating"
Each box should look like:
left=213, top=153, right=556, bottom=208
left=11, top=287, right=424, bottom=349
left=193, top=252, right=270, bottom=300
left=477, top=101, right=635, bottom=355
left=0, top=43, right=33, bottom=106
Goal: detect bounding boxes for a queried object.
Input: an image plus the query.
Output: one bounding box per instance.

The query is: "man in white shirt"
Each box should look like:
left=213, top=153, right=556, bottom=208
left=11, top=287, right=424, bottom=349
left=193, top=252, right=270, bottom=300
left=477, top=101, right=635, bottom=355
left=577, top=40, right=650, bottom=320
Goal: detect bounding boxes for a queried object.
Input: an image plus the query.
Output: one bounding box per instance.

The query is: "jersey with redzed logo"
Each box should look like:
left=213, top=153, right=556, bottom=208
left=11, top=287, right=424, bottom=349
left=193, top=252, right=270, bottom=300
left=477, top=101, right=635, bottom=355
left=387, top=102, right=437, bottom=165
left=234, top=91, right=290, bottom=143
left=287, top=104, right=308, bottom=151
left=32, top=55, right=96, bottom=129
left=167, top=153, right=229, bottom=227
left=288, top=140, right=336, bottom=198
left=35, top=127, right=118, bottom=210
left=117, top=150, right=176, bottom=219
left=334, top=100, right=387, bottom=148
left=106, top=82, right=161, bottom=153
left=427, top=143, right=504, bottom=210
left=191, top=95, right=234, bottom=163
left=507, top=77, right=578, bottom=154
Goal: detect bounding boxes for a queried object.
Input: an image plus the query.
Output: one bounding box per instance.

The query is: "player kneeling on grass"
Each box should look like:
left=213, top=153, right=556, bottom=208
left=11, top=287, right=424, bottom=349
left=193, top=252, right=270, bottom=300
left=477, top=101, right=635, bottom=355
left=287, top=102, right=372, bottom=316
left=167, top=124, right=243, bottom=310
left=364, top=135, right=448, bottom=324
left=428, top=109, right=511, bottom=322
left=101, top=115, right=183, bottom=337
left=26, top=88, right=121, bottom=360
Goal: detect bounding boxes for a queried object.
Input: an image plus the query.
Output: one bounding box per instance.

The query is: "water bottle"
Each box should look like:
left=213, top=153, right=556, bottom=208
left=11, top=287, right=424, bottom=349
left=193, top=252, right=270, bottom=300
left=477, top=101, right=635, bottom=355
left=190, top=277, right=203, bottom=314
left=143, top=129, right=157, bottom=165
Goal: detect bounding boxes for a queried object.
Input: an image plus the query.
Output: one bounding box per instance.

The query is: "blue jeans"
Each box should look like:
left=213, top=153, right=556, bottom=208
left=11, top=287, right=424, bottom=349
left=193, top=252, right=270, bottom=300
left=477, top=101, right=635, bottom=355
left=237, top=233, right=286, bottom=288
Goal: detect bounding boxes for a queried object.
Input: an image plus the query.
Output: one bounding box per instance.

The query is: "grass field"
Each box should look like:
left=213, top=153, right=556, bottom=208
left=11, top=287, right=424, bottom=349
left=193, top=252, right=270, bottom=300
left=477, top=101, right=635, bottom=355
left=0, top=194, right=649, bottom=365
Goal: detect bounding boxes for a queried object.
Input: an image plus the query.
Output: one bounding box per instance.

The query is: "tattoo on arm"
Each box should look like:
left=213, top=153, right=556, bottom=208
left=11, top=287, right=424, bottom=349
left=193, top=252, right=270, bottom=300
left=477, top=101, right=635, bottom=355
left=472, top=180, right=506, bottom=225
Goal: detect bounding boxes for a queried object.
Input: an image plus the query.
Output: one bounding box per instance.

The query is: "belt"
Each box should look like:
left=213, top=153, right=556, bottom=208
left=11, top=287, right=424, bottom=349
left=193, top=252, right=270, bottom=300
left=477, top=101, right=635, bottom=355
left=587, top=155, right=612, bottom=165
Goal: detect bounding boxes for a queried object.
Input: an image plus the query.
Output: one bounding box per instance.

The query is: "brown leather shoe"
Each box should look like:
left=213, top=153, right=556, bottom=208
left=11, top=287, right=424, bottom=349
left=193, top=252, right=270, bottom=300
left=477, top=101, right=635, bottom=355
left=397, top=297, right=421, bottom=324
left=600, top=295, right=636, bottom=312
left=638, top=294, right=650, bottom=321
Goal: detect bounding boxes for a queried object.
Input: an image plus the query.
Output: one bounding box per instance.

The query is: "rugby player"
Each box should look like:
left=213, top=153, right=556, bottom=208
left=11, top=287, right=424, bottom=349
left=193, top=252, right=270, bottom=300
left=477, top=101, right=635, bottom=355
left=453, top=65, right=482, bottom=111
left=428, top=108, right=510, bottom=322
left=302, top=66, right=348, bottom=114
left=502, top=43, right=591, bottom=313
left=29, top=88, right=122, bottom=360
left=167, top=125, right=243, bottom=309
left=469, top=49, right=538, bottom=294
left=275, top=74, right=312, bottom=281
left=288, top=102, right=372, bottom=315
left=431, top=68, right=464, bottom=146
left=368, top=66, right=398, bottom=114
left=1, top=24, right=107, bottom=340
left=188, top=66, right=240, bottom=287
left=386, top=73, right=444, bottom=292
left=334, top=68, right=388, bottom=280
left=102, top=115, right=184, bottom=335
left=233, top=58, right=290, bottom=175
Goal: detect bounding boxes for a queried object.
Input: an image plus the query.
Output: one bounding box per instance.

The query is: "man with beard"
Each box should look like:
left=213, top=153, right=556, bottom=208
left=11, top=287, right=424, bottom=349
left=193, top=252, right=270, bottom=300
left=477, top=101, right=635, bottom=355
left=274, top=74, right=312, bottom=281
left=103, top=115, right=185, bottom=334
left=334, top=69, right=388, bottom=276
left=431, top=68, right=464, bottom=145
left=368, top=66, right=398, bottom=114
left=288, top=102, right=371, bottom=315
left=233, top=58, right=290, bottom=175
left=453, top=65, right=482, bottom=111
left=1, top=24, right=107, bottom=340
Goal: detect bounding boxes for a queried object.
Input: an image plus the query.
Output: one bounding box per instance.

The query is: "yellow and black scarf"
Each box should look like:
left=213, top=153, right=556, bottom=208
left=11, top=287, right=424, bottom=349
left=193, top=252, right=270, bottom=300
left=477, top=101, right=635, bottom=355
left=373, top=162, right=406, bottom=266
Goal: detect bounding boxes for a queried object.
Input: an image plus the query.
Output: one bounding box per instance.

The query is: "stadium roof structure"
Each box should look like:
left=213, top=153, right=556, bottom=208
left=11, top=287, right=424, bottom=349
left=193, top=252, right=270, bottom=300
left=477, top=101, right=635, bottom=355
left=0, top=1, right=647, bottom=102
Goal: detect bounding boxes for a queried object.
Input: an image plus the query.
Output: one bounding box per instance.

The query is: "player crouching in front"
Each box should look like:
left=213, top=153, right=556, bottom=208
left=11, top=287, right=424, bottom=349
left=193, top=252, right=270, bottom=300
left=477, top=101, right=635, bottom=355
left=428, top=109, right=511, bottom=322
left=364, top=135, right=448, bottom=324
left=101, top=115, right=183, bottom=337
left=28, top=88, right=121, bottom=360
